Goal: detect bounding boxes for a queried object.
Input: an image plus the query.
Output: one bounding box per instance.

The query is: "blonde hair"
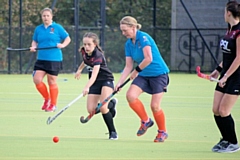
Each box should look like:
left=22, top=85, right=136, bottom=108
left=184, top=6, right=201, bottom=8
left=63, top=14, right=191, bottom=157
left=120, top=16, right=142, bottom=29
left=40, top=8, right=53, bottom=15
left=81, top=32, right=103, bottom=52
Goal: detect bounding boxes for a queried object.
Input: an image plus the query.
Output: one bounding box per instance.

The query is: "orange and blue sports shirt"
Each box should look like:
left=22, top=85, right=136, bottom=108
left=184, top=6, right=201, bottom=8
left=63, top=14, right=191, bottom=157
left=125, top=30, right=169, bottom=77
left=32, top=22, right=69, bottom=61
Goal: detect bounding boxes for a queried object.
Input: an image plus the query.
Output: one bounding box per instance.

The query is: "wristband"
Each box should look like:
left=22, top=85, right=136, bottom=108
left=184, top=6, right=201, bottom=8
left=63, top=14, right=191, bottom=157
left=215, top=66, right=222, bottom=72
left=135, top=66, right=142, bottom=72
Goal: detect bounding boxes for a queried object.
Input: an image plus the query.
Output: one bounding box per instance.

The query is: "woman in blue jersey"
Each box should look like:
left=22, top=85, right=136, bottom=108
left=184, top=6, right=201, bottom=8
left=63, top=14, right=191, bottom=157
left=115, top=16, right=169, bottom=142
left=209, top=1, right=240, bottom=153
left=75, top=32, right=118, bottom=140
left=30, top=8, right=71, bottom=112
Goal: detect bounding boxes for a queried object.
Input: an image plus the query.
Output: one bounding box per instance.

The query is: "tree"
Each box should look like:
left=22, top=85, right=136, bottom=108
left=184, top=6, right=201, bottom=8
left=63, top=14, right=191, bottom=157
left=1, top=0, right=171, bottom=73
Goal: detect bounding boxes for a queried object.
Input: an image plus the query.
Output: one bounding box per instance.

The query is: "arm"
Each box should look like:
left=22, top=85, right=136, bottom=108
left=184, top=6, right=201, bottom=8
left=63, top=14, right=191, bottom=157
left=82, top=65, right=100, bottom=96
left=30, top=40, right=38, bottom=52
left=136, top=46, right=152, bottom=70
left=75, top=61, right=86, bottom=80
left=130, top=46, right=152, bottom=79
left=210, top=61, right=223, bottom=79
left=57, top=36, right=71, bottom=49
left=116, top=57, right=133, bottom=87
left=219, top=37, right=240, bottom=87
left=218, top=62, right=223, bottom=68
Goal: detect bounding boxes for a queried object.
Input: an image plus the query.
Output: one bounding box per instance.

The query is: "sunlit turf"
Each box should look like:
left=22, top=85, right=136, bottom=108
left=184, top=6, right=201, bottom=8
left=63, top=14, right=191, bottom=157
left=0, top=73, right=239, bottom=160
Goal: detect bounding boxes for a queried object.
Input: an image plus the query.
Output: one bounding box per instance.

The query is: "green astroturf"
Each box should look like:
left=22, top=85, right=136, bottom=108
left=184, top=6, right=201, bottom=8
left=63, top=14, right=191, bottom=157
left=0, top=73, right=239, bottom=160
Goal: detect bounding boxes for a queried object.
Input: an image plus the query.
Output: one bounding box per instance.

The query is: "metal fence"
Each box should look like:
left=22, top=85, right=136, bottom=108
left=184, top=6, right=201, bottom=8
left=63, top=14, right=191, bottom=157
left=0, top=26, right=226, bottom=74
left=0, top=0, right=227, bottom=74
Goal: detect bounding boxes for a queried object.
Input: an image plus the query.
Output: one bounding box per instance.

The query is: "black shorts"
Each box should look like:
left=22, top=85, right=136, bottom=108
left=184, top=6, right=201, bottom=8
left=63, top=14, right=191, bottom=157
left=89, top=80, right=114, bottom=95
left=33, top=60, right=62, bottom=76
left=215, top=75, right=240, bottom=95
left=132, top=74, right=169, bottom=94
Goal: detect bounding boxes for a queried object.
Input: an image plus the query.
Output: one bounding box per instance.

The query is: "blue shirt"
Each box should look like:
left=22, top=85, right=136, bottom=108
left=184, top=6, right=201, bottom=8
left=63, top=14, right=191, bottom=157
left=33, top=22, right=69, bottom=61
left=125, top=30, right=169, bottom=77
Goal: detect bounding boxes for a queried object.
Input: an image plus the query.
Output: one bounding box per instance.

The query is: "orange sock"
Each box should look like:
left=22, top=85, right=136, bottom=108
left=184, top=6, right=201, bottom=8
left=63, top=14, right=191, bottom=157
left=128, top=99, right=148, bottom=122
left=49, top=84, right=58, bottom=106
left=153, top=109, right=166, bottom=132
left=36, top=82, right=49, bottom=100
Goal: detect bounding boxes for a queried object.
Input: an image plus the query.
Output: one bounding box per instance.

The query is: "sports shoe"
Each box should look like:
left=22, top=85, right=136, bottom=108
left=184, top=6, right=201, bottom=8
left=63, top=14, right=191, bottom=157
left=109, top=98, right=118, bottom=118
left=41, top=99, right=50, bottom=110
left=154, top=130, right=168, bottom=142
left=217, top=142, right=240, bottom=153
left=137, top=118, right=154, bottom=136
left=109, top=131, right=118, bottom=140
left=212, top=139, right=228, bottom=152
left=45, top=104, right=57, bottom=112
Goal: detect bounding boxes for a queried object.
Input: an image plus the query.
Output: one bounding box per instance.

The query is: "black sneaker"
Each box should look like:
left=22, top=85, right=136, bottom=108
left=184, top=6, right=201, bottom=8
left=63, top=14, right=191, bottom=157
left=109, top=98, right=118, bottom=118
left=109, top=131, right=118, bottom=140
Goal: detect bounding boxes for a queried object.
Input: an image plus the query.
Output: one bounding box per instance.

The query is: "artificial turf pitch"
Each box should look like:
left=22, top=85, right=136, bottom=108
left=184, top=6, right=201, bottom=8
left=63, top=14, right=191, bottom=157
left=0, top=73, right=239, bottom=160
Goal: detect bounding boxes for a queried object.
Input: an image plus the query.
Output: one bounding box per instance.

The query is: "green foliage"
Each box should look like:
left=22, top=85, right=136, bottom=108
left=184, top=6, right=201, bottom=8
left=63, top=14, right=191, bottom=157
left=0, top=0, right=172, bottom=73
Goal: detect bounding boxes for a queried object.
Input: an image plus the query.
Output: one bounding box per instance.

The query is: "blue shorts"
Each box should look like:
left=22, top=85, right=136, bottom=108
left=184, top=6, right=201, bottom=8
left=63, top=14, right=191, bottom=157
left=89, top=80, right=114, bottom=95
left=132, top=74, right=169, bottom=94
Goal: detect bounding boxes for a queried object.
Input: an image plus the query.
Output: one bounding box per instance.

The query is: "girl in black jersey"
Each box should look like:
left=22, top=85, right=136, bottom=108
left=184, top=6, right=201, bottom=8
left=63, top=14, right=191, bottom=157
left=75, top=32, right=118, bottom=140
left=210, top=1, right=240, bottom=153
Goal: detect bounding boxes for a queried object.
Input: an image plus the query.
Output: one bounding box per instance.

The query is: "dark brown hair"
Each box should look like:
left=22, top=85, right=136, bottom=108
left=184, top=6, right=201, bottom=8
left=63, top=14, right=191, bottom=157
left=226, top=1, right=240, bottom=18
left=80, top=32, right=103, bottom=53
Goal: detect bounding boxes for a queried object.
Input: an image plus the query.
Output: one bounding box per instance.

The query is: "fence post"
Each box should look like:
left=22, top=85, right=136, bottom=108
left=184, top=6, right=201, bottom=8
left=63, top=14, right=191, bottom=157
left=189, top=30, right=192, bottom=73
left=8, top=0, right=12, bottom=74
left=19, top=0, right=23, bottom=74
left=74, top=0, right=79, bottom=72
left=100, top=0, right=106, bottom=50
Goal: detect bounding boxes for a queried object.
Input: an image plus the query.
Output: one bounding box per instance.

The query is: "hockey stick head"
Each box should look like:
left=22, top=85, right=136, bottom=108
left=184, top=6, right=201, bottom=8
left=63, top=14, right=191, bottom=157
left=80, top=116, right=89, bottom=123
left=80, top=111, right=95, bottom=124
left=196, top=66, right=219, bottom=82
left=196, top=66, right=210, bottom=79
left=46, top=117, right=52, bottom=125
left=196, top=66, right=201, bottom=74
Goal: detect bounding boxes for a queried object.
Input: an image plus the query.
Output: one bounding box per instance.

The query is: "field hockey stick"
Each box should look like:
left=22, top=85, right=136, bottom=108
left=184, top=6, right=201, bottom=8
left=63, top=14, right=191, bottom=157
left=6, top=46, right=57, bottom=51
left=196, top=66, right=219, bottom=82
left=46, top=93, right=83, bottom=125
left=80, top=78, right=131, bottom=124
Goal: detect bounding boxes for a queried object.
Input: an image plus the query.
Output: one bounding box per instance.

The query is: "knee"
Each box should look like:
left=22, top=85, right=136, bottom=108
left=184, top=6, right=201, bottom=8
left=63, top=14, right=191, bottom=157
left=33, top=78, right=41, bottom=85
left=126, top=92, right=137, bottom=102
left=150, top=102, right=160, bottom=112
left=212, top=107, right=219, bottom=115
left=219, top=108, right=229, bottom=117
left=100, top=104, right=109, bottom=114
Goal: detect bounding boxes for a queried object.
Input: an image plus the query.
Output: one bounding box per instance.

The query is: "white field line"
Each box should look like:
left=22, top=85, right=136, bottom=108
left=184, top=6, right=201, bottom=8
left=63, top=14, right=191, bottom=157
left=0, top=91, right=215, bottom=99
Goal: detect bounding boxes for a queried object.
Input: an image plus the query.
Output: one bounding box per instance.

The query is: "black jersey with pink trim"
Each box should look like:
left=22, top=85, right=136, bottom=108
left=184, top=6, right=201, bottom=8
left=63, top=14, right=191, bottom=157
left=81, top=48, right=114, bottom=81
left=220, top=22, right=240, bottom=76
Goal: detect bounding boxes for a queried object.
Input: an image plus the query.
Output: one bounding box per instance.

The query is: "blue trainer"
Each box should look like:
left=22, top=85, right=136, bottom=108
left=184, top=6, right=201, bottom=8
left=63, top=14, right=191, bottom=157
left=109, top=131, right=118, bottom=140
left=154, top=130, right=168, bottom=142
left=137, top=118, right=154, bottom=136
